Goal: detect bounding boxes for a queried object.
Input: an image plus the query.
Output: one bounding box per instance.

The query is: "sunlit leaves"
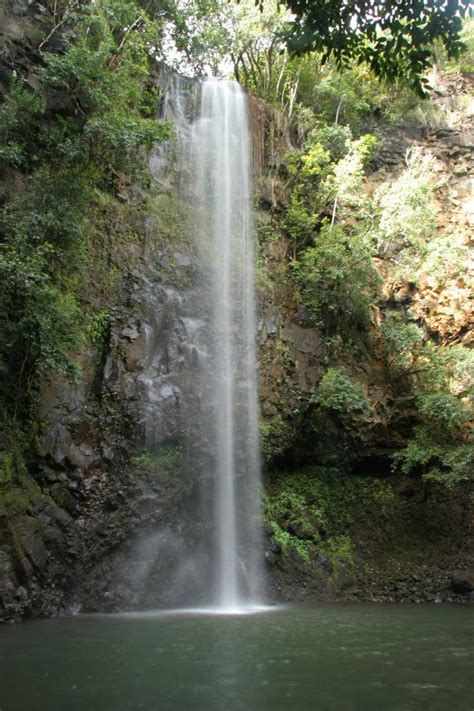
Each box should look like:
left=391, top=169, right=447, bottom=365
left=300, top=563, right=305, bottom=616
left=283, top=0, right=473, bottom=96
left=375, top=147, right=437, bottom=260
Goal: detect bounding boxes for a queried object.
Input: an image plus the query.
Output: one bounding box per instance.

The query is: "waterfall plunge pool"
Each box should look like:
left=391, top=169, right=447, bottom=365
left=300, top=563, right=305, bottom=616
left=1, top=604, right=472, bottom=710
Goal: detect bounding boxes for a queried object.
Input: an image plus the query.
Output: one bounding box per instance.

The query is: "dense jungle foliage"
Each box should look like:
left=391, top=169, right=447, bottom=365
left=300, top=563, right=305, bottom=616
left=0, top=0, right=473, bottom=495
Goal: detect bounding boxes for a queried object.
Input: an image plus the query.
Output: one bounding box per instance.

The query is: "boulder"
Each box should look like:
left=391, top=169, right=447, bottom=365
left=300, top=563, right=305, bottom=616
left=450, top=572, right=474, bottom=594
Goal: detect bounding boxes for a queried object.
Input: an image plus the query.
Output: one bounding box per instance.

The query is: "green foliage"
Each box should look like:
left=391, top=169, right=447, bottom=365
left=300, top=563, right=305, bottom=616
left=292, top=224, right=380, bottom=337
left=265, top=491, right=311, bottom=559
left=418, top=391, right=469, bottom=431
left=327, top=134, right=378, bottom=221
left=41, top=1, right=171, bottom=175
left=283, top=0, right=471, bottom=96
left=0, top=451, right=14, bottom=491
left=415, top=232, right=471, bottom=287
left=255, top=214, right=280, bottom=244
left=2, top=165, right=93, bottom=259
left=446, top=347, right=474, bottom=394
left=147, top=191, right=191, bottom=244
left=87, top=309, right=110, bottom=348
left=375, top=147, right=437, bottom=261
left=84, top=114, right=170, bottom=174
left=382, top=319, right=426, bottom=375
left=299, top=141, right=332, bottom=178
left=313, top=368, right=371, bottom=421
left=312, top=124, right=352, bottom=161
left=0, top=0, right=172, bottom=420
left=227, top=0, right=293, bottom=103
left=352, top=133, right=379, bottom=164
left=0, top=238, right=83, bottom=412
left=0, top=79, right=44, bottom=167
left=131, top=444, right=183, bottom=477
left=282, top=130, right=380, bottom=348
left=145, top=0, right=231, bottom=75
left=301, top=62, right=421, bottom=131
left=393, top=427, right=473, bottom=488
left=284, top=195, right=316, bottom=244
left=324, top=535, right=356, bottom=579
left=384, top=318, right=474, bottom=487
left=394, top=375, right=473, bottom=487
left=283, top=139, right=333, bottom=230
left=87, top=308, right=110, bottom=369
left=284, top=129, right=378, bottom=257
left=229, top=2, right=423, bottom=129
left=265, top=466, right=393, bottom=566
left=383, top=316, right=472, bottom=393
left=264, top=482, right=323, bottom=561
left=260, top=414, right=298, bottom=464
left=0, top=420, right=37, bottom=517
left=437, top=17, right=474, bottom=73
left=455, top=16, right=474, bottom=72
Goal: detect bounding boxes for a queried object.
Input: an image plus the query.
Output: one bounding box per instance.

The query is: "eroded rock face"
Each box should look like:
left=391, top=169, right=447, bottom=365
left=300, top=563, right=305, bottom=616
left=378, top=106, right=474, bottom=344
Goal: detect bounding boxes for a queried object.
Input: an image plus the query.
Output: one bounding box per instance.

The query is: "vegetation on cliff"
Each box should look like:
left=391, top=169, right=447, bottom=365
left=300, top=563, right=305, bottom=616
left=0, top=0, right=173, bottom=426
left=0, top=0, right=473, bottom=616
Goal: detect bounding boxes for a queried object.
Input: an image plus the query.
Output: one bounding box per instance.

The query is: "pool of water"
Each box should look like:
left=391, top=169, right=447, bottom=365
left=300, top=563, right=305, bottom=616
left=0, top=604, right=472, bottom=710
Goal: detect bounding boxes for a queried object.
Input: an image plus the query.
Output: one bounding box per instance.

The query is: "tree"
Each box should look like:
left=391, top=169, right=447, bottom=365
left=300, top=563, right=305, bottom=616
left=282, top=0, right=473, bottom=95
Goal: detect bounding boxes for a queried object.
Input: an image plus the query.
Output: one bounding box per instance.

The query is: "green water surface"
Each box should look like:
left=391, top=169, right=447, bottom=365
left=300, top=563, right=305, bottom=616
left=0, top=604, right=472, bottom=711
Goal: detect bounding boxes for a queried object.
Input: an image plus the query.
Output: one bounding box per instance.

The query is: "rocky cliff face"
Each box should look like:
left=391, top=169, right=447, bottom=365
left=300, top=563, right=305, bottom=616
left=255, top=72, right=473, bottom=603
left=257, top=73, right=473, bottom=466
left=0, top=29, right=472, bottom=619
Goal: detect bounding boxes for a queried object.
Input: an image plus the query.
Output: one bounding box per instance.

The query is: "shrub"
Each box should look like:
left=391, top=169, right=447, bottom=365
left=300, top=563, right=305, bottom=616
left=386, top=328, right=474, bottom=487
left=313, top=368, right=371, bottom=420
left=292, top=224, right=380, bottom=337
left=393, top=426, right=473, bottom=487
left=260, top=414, right=298, bottom=464
left=375, top=147, right=437, bottom=260
left=309, top=124, right=352, bottom=161
left=382, top=318, right=425, bottom=374
left=0, top=79, right=44, bottom=168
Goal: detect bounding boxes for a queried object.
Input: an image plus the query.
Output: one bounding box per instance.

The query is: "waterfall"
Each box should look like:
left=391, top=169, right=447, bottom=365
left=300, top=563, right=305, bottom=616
left=141, top=74, right=264, bottom=612
left=192, top=80, right=263, bottom=610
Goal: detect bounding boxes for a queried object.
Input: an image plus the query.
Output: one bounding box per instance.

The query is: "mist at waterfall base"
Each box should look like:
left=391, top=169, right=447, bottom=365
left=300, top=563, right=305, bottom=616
left=133, top=78, right=264, bottom=613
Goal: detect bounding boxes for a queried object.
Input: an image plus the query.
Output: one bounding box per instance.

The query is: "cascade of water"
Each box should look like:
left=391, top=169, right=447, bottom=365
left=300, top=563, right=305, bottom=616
left=192, top=80, right=263, bottom=610
left=140, top=74, right=263, bottom=612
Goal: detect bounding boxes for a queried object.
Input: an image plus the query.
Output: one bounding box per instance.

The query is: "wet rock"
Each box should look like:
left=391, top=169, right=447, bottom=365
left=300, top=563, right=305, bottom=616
left=282, top=324, right=325, bottom=356
left=265, top=550, right=279, bottom=566
left=173, top=252, right=192, bottom=267
left=315, top=554, right=332, bottom=574
left=49, top=483, right=76, bottom=513
left=122, top=324, right=140, bottom=341
left=451, top=572, right=474, bottom=594
left=265, top=312, right=281, bottom=335
left=40, top=424, right=73, bottom=465
left=268, top=537, right=282, bottom=555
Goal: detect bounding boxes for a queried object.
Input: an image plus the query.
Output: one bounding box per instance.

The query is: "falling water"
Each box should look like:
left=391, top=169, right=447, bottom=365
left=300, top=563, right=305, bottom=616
left=139, top=74, right=264, bottom=612
left=192, top=80, right=263, bottom=610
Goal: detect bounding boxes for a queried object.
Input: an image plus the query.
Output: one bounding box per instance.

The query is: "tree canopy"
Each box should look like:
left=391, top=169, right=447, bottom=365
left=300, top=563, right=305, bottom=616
left=282, top=0, right=473, bottom=95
